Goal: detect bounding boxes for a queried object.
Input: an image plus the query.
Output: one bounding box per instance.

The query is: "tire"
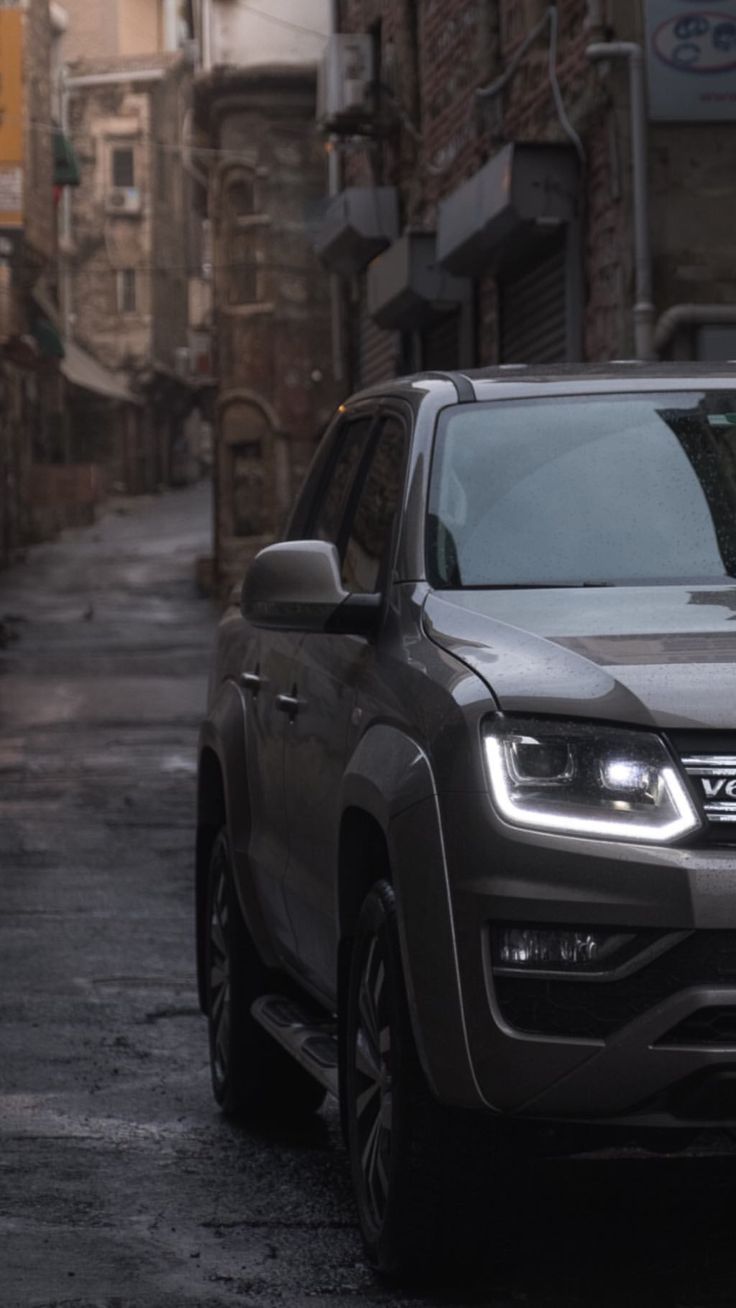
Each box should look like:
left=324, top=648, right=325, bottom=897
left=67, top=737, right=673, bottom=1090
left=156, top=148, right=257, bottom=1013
left=204, top=828, right=326, bottom=1119
left=344, top=880, right=504, bottom=1278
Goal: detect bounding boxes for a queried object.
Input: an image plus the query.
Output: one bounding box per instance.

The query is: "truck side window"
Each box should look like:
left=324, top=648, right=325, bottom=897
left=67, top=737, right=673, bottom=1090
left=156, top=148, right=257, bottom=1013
left=341, top=417, right=408, bottom=594
left=308, top=417, right=375, bottom=546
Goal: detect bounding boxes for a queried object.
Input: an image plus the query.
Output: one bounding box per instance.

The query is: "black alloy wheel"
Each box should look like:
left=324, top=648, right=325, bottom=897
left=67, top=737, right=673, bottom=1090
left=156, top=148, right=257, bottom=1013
left=353, top=929, right=393, bottom=1231
left=204, top=828, right=326, bottom=1118
left=345, top=879, right=507, bottom=1279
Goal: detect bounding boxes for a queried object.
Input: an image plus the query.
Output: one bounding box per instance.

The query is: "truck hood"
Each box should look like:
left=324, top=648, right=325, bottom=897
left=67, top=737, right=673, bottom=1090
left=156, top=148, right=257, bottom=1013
left=423, top=584, right=736, bottom=730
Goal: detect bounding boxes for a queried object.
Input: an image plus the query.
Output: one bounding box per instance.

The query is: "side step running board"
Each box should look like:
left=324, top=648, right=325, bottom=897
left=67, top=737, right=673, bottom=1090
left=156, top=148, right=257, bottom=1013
left=251, top=995, right=339, bottom=1098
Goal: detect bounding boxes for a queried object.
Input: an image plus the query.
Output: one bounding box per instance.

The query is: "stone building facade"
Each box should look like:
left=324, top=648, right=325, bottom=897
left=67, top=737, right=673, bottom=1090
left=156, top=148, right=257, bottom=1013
left=194, top=63, right=340, bottom=591
left=316, top=0, right=736, bottom=379
left=64, top=50, right=203, bottom=492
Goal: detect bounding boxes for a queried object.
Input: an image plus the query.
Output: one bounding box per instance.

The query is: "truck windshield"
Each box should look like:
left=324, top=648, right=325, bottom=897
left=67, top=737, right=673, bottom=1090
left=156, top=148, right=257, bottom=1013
left=427, top=392, right=736, bottom=588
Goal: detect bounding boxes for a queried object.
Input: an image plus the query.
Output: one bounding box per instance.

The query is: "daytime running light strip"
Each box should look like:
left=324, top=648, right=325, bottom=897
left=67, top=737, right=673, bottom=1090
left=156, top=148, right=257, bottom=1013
left=484, top=738, right=699, bottom=843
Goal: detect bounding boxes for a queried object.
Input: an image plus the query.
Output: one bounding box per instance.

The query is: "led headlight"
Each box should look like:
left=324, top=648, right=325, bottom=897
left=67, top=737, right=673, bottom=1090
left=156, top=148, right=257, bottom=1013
left=484, top=718, right=700, bottom=843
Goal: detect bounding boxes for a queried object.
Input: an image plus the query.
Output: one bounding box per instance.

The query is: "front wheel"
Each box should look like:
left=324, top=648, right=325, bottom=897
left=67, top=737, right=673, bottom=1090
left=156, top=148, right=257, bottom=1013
left=344, top=880, right=508, bottom=1278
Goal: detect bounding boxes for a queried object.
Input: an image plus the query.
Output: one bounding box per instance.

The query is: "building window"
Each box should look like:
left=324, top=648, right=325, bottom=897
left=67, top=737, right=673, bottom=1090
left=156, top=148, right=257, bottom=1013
left=111, top=146, right=135, bottom=188
left=117, top=269, right=137, bottom=313
left=227, top=231, right=258, bottom=305
left=157, top=142, right=168, bottom=201
left=229, top=177, right=255, bottom=217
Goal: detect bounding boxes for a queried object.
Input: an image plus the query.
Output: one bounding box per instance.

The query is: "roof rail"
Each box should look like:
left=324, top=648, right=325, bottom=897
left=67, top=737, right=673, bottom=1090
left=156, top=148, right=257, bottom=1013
left=421, top=371, right=475, bottom=403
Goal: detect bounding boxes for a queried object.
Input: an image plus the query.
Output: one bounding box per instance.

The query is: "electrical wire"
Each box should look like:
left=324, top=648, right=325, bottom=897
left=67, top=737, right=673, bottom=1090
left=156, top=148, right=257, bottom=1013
left=19, top=110, right=290, bottom=162
left=548, top=6, right=586, bottom=164
left=475, top=5, right=586, bottom=165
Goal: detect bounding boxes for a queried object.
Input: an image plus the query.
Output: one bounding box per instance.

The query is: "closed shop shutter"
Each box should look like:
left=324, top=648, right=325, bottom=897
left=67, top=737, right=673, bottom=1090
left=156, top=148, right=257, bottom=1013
left=422, top=310, right=461, bottom=371
left=499, top=245, right=567, bottom=364
left=357, top=290, right=400, bottom=388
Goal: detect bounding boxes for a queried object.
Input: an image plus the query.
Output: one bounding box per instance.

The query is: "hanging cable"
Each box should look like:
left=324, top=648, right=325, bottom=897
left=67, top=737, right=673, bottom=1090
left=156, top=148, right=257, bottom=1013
left=475, top=5, right=586, bottom=165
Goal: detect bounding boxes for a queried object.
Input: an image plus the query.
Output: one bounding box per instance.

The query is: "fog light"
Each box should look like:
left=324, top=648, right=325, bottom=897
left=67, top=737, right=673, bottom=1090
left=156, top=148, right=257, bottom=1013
left=492, top=925, right=635, bottom=973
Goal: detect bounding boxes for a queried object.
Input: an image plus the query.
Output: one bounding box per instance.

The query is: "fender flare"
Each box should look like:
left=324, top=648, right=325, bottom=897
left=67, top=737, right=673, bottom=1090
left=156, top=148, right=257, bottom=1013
left=341, top=725, right=488, bottom=1109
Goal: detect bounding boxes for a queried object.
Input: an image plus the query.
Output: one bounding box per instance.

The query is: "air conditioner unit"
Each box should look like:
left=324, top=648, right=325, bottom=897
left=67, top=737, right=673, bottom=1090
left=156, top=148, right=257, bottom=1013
left=317, top=34, right=375, bottom=131
left=106, top=187, right=142, bottom=216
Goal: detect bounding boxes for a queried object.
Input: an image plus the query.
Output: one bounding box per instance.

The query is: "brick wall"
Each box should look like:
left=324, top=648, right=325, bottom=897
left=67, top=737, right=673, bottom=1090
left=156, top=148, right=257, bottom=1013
left=335, top=0, right=736, bottom=364
left=335, top=0, right=637, bottom=361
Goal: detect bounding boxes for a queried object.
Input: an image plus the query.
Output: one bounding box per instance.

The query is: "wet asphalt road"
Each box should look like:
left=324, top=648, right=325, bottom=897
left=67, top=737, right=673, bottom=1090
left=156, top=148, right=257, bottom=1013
left=3, top=481, right=736, bottom=1308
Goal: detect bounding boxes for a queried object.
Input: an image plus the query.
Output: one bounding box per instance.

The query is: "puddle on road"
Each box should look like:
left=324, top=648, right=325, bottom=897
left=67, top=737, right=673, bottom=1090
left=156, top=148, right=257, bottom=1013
left=159, top=753, right=197, bottom=775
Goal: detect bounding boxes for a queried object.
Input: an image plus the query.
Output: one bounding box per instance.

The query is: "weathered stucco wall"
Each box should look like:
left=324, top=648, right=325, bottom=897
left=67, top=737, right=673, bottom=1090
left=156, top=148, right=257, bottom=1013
left=197, top=65, right=341, bottom=589
left=208, top=0, right=329, bottom=68
left=67, top=74, right=158, bottom=372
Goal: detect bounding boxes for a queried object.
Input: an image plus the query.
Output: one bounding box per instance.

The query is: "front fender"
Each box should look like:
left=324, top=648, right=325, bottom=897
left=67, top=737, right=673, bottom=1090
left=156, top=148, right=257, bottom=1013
left=342, top=726, right=488, bottom=1110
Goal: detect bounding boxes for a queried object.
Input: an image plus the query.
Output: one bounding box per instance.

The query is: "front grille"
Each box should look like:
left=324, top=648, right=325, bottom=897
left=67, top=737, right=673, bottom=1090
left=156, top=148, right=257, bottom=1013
left=682, top=755, right=736, bottom=825
left=669, top=732, right=736, bottom=844
left=493, top=930, right=736, bottom=1040
left=657, top=1006, right=736, bottom=1047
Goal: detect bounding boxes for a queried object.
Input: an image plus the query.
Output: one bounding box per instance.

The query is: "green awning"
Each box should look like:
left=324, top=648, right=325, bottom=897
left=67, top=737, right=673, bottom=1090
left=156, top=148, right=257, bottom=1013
left=31, top=316, right=65, bottom=359
left=53, top=129, right=80, bottom=188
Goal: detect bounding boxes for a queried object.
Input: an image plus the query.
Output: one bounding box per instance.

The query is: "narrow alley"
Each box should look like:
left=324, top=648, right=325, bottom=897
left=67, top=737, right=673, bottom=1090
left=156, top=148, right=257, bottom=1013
left=0, top=484, right=364, bottom=1306
left=3, top=485, right=736, bottom=1308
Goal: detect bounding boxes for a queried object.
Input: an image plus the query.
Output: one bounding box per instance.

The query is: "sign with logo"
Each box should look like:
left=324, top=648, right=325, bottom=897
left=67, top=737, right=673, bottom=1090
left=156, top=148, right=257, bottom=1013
left=645, top=1, right=736, bottom=119
left=683, top=755, right=736, bottom=822
left=0, top=5, right=23, bottom=226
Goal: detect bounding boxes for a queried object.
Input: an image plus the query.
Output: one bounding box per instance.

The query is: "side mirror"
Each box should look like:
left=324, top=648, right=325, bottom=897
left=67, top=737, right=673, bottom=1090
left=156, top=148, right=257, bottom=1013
left=241, top=540, right=382, bottom=636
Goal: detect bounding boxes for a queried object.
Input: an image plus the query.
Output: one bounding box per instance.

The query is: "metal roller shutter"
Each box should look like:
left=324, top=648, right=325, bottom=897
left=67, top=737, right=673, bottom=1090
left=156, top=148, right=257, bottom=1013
left=357, top=289, right=400, bottom=388
left=499, top=245, right=567, bottom=364
left=422, top=310, right=461, bottom=371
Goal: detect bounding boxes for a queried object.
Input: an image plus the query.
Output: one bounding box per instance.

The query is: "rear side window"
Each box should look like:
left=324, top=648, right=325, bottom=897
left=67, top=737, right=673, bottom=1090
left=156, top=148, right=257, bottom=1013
left=308, top=417, right=374, bottom=546
left=341, top=416, right=408, bottom=594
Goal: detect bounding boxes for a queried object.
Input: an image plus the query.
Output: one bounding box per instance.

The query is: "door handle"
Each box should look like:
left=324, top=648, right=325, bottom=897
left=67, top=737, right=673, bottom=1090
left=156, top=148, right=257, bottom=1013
left=275, top=692, right=300, bottom=717
left=240, top=671, right=262, bottom=692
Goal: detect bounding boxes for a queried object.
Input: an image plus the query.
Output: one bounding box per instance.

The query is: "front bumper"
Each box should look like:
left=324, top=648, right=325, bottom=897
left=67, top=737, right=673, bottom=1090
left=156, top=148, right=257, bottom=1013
left=444, top=798, right=736, bottom=1127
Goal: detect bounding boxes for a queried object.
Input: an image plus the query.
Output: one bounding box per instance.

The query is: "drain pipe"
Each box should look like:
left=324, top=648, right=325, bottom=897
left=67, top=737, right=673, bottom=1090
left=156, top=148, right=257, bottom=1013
left=327, top=0, right=345, bottom=384
left=586, top=42, right=654, bottom=360
left=654, top=303, right=736, bottom=357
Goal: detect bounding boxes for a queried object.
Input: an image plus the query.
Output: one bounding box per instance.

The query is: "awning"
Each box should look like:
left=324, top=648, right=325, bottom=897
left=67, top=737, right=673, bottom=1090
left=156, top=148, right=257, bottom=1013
left=314, top=187, right=399, bottom=276
left=53, top=128, right=81, bottom=187
left=31, top=316, right=65, bottom=358
left=61, top=340, right=140, bottom=404
left=436, top=144, right=579, bottom=276
left=366, top=232, right=470, bottom=331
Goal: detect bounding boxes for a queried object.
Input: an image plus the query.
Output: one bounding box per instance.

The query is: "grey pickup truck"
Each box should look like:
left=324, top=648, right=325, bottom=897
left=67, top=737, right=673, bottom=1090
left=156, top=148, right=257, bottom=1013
left=196, top=364, right=736, bottom=1274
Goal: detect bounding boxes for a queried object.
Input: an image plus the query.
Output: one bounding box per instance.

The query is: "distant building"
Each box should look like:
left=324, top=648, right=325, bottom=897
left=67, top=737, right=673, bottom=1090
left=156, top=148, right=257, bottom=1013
left=0, top=0, right=79, bottom=562
left=193, top=0, right=341, bottom=592
left=314, top=0, right=736, bottom=377
left=60, top=0, right=189, bottom=62
left=59, top=0, right=209, bottom=495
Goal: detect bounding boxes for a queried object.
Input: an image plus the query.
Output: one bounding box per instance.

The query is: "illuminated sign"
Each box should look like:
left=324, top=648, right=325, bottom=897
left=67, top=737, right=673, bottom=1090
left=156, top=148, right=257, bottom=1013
left=645, top=1, right=736, bottom=119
